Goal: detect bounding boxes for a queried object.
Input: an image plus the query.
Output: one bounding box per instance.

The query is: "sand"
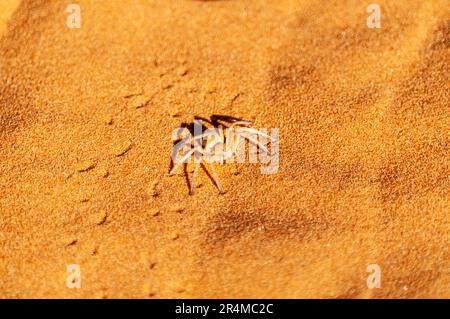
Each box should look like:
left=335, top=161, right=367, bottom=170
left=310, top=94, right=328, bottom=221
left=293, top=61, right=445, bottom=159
left=0, top=0, right=448, bottom=298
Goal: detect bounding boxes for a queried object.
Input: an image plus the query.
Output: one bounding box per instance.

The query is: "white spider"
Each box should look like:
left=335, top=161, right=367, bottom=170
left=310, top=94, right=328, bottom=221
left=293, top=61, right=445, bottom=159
left=169, top=116, right=274, bottom=195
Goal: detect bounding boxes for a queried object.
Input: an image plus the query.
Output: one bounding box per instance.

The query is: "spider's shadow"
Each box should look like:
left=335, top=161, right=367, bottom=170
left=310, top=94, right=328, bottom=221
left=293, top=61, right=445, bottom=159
left=177, top=114, right=245, bottom=136
left=169, top=114, right=247, bottom=194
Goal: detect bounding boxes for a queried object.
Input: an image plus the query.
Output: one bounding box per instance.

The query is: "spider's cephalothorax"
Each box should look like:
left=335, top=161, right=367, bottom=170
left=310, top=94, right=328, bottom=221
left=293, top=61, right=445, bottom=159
left=169, top=115, right=274, bottom=195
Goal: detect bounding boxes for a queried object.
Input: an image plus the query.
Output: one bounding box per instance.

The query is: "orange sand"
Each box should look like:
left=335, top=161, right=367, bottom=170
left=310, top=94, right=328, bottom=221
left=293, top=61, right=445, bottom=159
left=0, top=0, right=449, bottom=298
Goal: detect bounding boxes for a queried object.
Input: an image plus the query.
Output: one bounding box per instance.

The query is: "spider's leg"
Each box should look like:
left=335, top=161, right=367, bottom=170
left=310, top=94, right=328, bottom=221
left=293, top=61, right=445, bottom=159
left=236, top=127, right=277, bottom=141
left=183, top=161, right=191, bottom=194
left=189, top=162, right=200, bottom=195
left=201, top=162, right=224, bottom=194
left=189, top=150, right=203, bottom=195
left=169, top=138, right=192, bottom=174
left=237, top=132, right=269, bottom=154
left=212, top=115, right=250, bottom=126
left=224, top=130, right=241, bottom=163
left=234, top=120, right=253, bottom=126
left=194, top=116, right=214, bottom=126
left=169, top=148, right=195, bottom=176
left=171, top=137, right=192, bottom=162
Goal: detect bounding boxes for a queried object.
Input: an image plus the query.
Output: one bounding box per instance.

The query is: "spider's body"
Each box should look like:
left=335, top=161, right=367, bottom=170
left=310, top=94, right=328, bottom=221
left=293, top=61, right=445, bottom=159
left=169, top=115, right=273, bottom=195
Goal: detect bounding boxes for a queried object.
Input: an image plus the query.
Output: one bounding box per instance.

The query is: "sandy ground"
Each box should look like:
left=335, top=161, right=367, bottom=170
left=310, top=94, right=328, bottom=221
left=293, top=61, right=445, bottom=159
left=0, top=0, right=449, bottom=298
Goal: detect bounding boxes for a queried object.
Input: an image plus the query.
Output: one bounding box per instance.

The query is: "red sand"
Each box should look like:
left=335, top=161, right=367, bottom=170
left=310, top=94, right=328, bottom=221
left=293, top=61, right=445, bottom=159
left=0, top=0, right=449, bottom=298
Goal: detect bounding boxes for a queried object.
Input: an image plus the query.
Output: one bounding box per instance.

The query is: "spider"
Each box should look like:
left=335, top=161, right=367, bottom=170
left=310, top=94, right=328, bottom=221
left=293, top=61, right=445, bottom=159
left=169, top=115, right=275, bottom=195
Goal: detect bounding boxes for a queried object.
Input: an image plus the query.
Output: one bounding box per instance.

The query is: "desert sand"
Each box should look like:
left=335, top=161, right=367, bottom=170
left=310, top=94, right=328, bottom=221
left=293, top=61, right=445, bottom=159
left=0, top=0, right=449, bottom=298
